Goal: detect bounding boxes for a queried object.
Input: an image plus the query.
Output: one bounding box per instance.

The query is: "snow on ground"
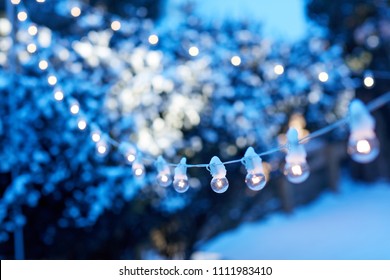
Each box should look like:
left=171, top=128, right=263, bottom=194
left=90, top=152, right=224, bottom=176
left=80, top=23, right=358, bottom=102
left=198, top=175, right=390, bottom=259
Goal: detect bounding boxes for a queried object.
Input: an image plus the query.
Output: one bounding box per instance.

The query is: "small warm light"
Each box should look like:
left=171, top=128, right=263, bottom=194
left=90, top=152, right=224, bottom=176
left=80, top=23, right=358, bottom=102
left=77, top=119, right=87, bottom=130
left=27, top=43, right=37, bottom=54
left=178, top=180, right=186, bottom=188
left=71, top=7, right=81, bottom=17
left=91, top=132, right=101, bottom=142
left=231, top=55, right=241, bottom=66
left=318, top=71, right=329, bottom=82
left=274, top=64, right=284, bottom=75
left=363, top=76, right=374, bottom=88
left=17, top=11, right=28, bottom=22
left=291, top=164, right=303, bottom=176
left=111, top=20, right=121, bottom=31
left=160, top=174, right=169, bottom=183
left=48, top=75, right=57, bottom=86
left=356, top=139, right=371, bottom=154
left=189, top=46, right=199, bottom=57
left=148, top=34, right=159, bottom=45
left=135, top=168, right=143, bottom=176
left=54, top=90, right=64, bottom=101
left=127, top=154, right=136, bottom=163
left=36, top=0, right=45, bottom=2
left=28, top=25, right=38, bottom=36
left=251, top=176, right=261, bottom=185
left=97, top=145, right=107, bottom=154
left=70, top=104, right=80, bottom=115
left=11, top=0, right=21, bottom=4
left=39, top=60, right=48, bottom=70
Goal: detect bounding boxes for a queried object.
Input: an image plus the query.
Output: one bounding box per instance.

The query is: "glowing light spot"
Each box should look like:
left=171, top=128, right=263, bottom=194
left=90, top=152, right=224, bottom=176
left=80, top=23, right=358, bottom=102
left=357, top=139, right=371, bottom=154
left=160, top=175, right=169, bottom=183
left=189, top=46, right=199, bottom=57
left=291, top=164, right=303, bottom=176
left=71, top=7, right=81, bottom=17
left=148, top=34, right=159, bottom=45
left=364, top=76, right=374, bottom=88
left=48, top=75, right=57, bottom=86
left=54, top=90, right=64, bottom=101
left=91, top=132, right=101, bottom=142
left=11, top=0, right=21, bottom=5
left=17, top=11, right=27, bottom=22
left=251, top=175, right=261, bottom=185
left=28, top=25, right=38, bottom=36
left=135, top=168, right=143, bottom=177
left=274, top=64, right=284, bottom=75
left=230, top=55, right=241, bottom=66
left=78, top=119, right=87, bottom=130
left=27, top=43, right=37, bottom=54
left=111, top=20, right=121, bottom=31
left=318, top=71, right=329, bottom=82
left=70, top=104, right=80, bottom=115
left=97, top=145, right=107, bottom=154
left=36, top=0, right=46, bottom=2
left=127, top=154, right=136, bottom=163
left=39, top=60, right=48, bottom=70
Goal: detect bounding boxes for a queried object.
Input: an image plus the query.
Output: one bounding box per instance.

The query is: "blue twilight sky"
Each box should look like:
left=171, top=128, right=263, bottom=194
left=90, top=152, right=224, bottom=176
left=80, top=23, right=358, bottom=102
left=162, top=0, right=308, bottom=41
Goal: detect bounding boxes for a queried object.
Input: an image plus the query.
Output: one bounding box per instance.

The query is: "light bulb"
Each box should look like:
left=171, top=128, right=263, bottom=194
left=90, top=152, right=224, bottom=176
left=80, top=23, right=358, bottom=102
left=173, top=157, right=189, bottom=193
left=77, top=119, right=87, bottom=130
left=245, top=173, right=266, bottom=191
left=132, top=159, right=145, bottom=178
left=54, top=90, right=64, bottom=101
left=284, top=162, right=310, bottom=184
left=70, top=103, right=80, bottom=114
left=284, top=128, right=310, bottom=184
left=348, top=136, right=379, bottom=163
left=211, top=177, right=229, bottom=193
left=96, top=140, right=108, bottom=156
left=91, top=131, right=101, bottom=142
left=173, top=178, right=189, bottom=193
left=243, top=147, right=267, bottom=191
left=157, top=173, right=172, bottom=187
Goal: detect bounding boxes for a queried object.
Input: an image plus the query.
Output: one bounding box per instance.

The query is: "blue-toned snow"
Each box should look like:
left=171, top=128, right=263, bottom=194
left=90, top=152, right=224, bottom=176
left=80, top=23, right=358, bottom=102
left=199, top=175, right=390, bottom=259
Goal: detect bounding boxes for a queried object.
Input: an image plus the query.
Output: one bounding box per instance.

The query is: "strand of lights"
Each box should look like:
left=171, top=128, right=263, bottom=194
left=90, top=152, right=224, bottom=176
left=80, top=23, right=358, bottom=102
left=7, top=0, right=390, bottom=195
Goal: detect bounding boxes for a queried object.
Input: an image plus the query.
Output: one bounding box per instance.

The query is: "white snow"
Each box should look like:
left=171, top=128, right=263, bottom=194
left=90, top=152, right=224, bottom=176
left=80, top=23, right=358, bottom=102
left=199, top=175, right=390, bottom=259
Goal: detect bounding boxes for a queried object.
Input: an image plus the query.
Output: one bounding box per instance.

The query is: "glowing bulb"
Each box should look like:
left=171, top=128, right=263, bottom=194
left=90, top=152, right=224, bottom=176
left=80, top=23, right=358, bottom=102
left=189, top=46, right=199, bottom=57
left=11, top=0, right=21, bottom=4
left=54, top=90, right=64, bottom=101
left=348, top=137, right=379, bottom=163
left=363, top=76, right=374, bottom=88
left=318, top=71, right=329, bottom=82
left=284, top=128, right=310, bottom=184
left=28, top=25, right=38, bottom=36
left=155, top=156, right=172, bottom=187
left=17, top=11, right=27, bottom=22
left=96, top=141, right=108, bottom=156
left=173, top=158, right=190, bottom=193
left=284, top=162, right=310, bottom=184
left=91, top=131, right=101, bottom=142
left=274, top=64, right=284, bottom=75
left=148, top=34, right=159, bottom=45
left=77, top=119, right=87, bottom=130
left=127, top=154, right=136, bottom=163
left=111, top=20, right=121, bottom=31
left=48, top=75, right=57, bottom=86
left=26, top=43, right=37, bottom=54
left=71, top=7, right=81, bottom=17
left=348, top=99, right=380, bottom=163
left=36, top=0, right=45, bottom=2
left=209, top=156, right=229, bottom=193
left=243, top=147, right=267, bottom=191
left=132, top=159, right=145, bottom=178
left=231, top=56, right=241, bottom=66
left=39, top=60, right=48, bottom=70
left=70, top=103, right=80, bottom=115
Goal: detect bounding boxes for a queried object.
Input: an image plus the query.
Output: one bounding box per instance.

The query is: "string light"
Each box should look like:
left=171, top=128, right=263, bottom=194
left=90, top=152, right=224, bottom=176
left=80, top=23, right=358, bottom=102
left=363, top=72, right=375, bottom=88
left=71, top=7, right=81, bottom=17
left=173, top=158, right=189, bottom=193
left=54, top=90, right=64, bottom=101
left=242, top=147, right=266, bottom=191
left=91, top=131, right=101, bottom=143
left=119, top=143, right=137, bottom=163
left=318, top=71, right=329, bottom=82
left=11, top=0, right=21, bottom=5
left=77, top=119, right=87, bottom=130
left=132, top=157, right=145, bottom=178
left=39, top=60, right=48, bottom=70
left=284, top=128, right=310, bottom=184
left=70, top=102, right=80, bottom=115
left=274, top=64, right=284, bottom=75
left=208, top=156, right=229, bottom=193
left=27, top=43, right=37, bottom=54
left=111, top=20, right=121, bottom=31
left=47, top=75, right=57, bottom=86
left=96, top=140, right=108, bottom=156
left=17, top=11, right=27, bottom=22
left=348, top=99, right=379, bottom=163
left=188, top=46, right=199, bottom=57
left=148, top=34, right=159, bottom=45
left=28, top=25, right=38, bottom=36
left=155, top=156, right=172, bottom=187
left=231, top=56, right=241, bottom=66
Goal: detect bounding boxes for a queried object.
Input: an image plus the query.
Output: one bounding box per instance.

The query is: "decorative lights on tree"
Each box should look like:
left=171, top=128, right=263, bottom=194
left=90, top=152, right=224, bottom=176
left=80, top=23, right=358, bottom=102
left=208, top=156, right=229, bottom=193
left=242, top=147, right=267, bottom=191
left=284, top=128, right=310, bottom=184
left=155, top=156, right=172, bottom=187
left=132, top=156, right=145, bottom=178
left=348, top=99, right=379, bottom=163
left=173, top=158, right=190, bottom=193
